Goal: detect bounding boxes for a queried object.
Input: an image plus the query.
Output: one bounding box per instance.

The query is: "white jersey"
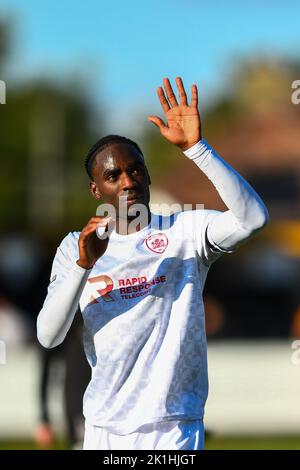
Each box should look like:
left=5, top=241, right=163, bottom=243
left=37, top=140, right=269, bottom=436
left=60, top=209, right=221, bottom=434
left=83, top=419, right=204, bottom=450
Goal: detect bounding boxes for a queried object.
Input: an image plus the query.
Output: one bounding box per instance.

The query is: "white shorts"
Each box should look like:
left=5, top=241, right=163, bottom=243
left=83, top=419, right=204, bottom=450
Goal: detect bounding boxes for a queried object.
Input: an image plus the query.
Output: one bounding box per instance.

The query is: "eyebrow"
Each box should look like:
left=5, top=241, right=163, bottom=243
left=127, top=161, right=144, bottom=170
left=102, top=168, right=120, bottom=178
left=102, top=161, right=144, bottom=178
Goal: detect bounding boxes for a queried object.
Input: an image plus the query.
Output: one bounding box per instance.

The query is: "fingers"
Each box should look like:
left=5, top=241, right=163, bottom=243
left=97, top=217, right=115, bottom=240
left=148, top=115, right=166, bottom=130
left=90, top=216, right=112, bottom=225
left=190, top=84, right=198, bottom=109
left=77, top=217, right=112, bottom=269
left=155, top=77, right=198, bottom=113
left=80, top=217, right=112, bottom=238
left=97, top=216, right=113, bottom=227
left=157, top=86, right=170, bottom=114
left=162, top=78, right=178, bottom=107
left=175, top=77, right=187, bottom=105
left=80, top=222, right=99, bottom=239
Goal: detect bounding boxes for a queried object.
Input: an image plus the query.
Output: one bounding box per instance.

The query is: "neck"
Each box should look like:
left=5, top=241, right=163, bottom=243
left=115, top=209, right=151, bottom=235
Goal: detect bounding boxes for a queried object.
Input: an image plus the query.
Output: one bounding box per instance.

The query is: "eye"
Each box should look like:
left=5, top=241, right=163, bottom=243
left=107, top=173, right=118, bottom=181
left=132, top=168, right=142, bottom=176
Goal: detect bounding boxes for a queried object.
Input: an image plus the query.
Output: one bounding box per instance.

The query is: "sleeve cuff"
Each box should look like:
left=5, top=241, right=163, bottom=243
left=183, top=139, right=210, bottom=159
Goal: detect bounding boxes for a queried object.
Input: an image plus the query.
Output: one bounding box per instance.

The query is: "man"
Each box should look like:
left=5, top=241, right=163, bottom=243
left=37, top=77, right=268, bottom=450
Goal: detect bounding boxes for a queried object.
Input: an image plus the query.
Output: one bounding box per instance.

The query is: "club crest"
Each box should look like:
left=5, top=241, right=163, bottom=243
left=145, top=233, right=168, bottom=254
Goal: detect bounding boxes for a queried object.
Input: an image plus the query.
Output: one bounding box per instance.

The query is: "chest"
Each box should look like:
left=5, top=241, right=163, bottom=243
left=80, top=229, right=198, bottom=308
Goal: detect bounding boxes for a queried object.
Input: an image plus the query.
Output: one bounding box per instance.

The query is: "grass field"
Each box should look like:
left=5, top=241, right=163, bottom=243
left=205, top=436, right=300, bottom=450
left=1, top=436, right=300, bottom=450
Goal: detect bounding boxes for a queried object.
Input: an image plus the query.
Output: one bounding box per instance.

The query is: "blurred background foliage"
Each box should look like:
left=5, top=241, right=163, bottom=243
left=1, top=8, right=300, bottom=450
left=1, top=15, right=300, bottom=337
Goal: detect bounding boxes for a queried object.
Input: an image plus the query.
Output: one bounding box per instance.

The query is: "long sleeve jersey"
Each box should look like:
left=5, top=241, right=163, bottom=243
left=37, top=140, right=268, bottom=434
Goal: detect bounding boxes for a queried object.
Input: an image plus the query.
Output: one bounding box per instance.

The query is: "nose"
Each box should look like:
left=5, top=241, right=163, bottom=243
left=120, top=172, right=135, bottom=191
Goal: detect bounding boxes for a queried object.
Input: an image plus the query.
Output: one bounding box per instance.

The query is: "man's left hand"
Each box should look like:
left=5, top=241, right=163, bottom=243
left=148, top=77, right=202, bottom=151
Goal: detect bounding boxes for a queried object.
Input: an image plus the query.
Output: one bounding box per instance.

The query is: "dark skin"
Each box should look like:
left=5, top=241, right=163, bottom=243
left=77, top=77, right=202, bottom=270
left=76, top=143, right=151, bottom=269
left=90, top=143, right=151, bottom=218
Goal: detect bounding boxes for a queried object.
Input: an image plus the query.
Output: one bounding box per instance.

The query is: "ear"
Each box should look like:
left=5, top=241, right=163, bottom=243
left=89, top=181, right=101, bottom=200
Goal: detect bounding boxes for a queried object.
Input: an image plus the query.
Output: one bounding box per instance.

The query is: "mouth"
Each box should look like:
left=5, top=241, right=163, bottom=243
left=126, top=198, right=144, bottom=207
left=121, top=193, right=144, bottom=204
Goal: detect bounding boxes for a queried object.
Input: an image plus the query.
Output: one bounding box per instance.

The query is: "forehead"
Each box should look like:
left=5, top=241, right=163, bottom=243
left=94, top=143, right=144, bottom=172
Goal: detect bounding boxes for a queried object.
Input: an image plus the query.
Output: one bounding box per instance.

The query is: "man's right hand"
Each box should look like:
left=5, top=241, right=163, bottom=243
left=76, top=216, right=112, bottom=270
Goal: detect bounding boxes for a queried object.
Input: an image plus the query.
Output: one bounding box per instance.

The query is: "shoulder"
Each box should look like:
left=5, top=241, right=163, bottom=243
left=57, top=231, right=80, bottom=259
left=174, top=209, right=220, bottom=227
left=154, top=210, right=220, bottom=244
left=49, top=232, right=81, bottom=276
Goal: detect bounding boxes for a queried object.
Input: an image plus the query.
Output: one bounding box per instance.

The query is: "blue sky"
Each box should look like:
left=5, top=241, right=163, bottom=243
left=1, top=0, right=300, bottom=134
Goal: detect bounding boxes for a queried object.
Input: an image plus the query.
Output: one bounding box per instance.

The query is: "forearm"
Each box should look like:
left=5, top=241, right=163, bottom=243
left=37, top=264, right=90, bottom=348
left=184, top=140, right=269, bottom=250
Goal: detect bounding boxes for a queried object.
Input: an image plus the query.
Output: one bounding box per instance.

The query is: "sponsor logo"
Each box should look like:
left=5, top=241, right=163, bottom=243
left=88, top=275, right=114, bottom=302
left=145, top=233, right=168, bottom=254
left=118, top=275, right=166, bottom=300
left=87, top=273, right=167, bottom=303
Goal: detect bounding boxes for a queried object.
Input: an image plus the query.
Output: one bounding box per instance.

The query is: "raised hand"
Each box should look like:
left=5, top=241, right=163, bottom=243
left=76, top=216, right=112, bottom=270
left=148, top=77, right=202, bottom=151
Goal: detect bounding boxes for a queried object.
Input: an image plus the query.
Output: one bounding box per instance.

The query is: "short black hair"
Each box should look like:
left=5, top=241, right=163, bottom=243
left=84, top=134, right=144, bottom=180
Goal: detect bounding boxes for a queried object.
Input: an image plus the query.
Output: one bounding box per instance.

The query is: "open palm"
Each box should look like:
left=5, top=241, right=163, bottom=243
left=148, top=77, right=202, bottom=151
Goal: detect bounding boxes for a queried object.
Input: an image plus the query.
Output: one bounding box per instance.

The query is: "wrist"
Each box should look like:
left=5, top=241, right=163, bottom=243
left=179, top=139, right=202, bottom=152
left=183, top=139, right=209, bottom=158
left=76, top=259, right=93, bottom=270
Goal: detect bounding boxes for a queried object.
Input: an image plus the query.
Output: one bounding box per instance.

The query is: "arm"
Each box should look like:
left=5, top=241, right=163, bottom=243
left=37, top=217, right=111, bottom=349
left=37, top=246, right=90, bottom=349
left=183, top=140, right=269, bottom=252
left=148, top=77, right=268, bottom=254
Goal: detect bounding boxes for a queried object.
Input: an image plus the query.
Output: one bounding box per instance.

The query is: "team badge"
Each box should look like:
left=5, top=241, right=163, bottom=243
left=145, top=233, right=168, bottom=254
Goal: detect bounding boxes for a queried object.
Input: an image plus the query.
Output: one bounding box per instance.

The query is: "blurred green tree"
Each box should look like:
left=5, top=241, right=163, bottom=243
left=0, top=17, right=10, bottom=73
left=0, top=19, right=104, bottom=242
left=141, top=57, right=300, bottom=186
